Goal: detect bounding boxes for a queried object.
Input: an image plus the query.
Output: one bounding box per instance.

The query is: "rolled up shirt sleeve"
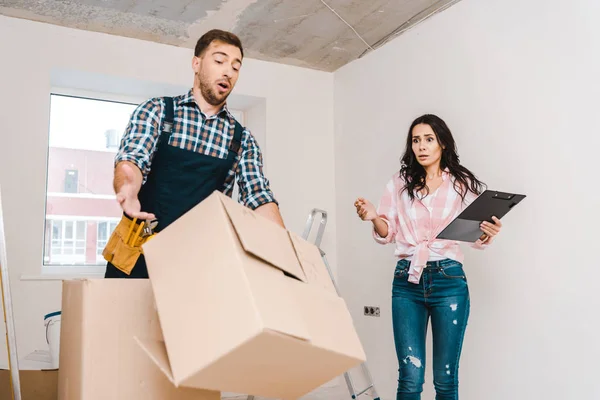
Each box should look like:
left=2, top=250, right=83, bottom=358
left=114, top=98, right=163, bottom=183
left=235, top=129, right=278, bottom=209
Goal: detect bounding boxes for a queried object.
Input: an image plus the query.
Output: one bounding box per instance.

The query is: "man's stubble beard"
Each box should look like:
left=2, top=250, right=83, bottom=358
left=198, top=70, right=228, bottom=106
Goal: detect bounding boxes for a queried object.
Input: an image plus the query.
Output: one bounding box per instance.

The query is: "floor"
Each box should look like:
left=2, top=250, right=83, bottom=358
left=11, top=352, right=369, bottom=399
left=12, top=351, right=377, bottom=400
left=221, top=376, right=352, bottom=400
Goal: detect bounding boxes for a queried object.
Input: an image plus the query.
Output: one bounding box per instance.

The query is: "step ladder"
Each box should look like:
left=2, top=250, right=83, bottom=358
left=247, top=208, right=380, bottom=400
left=0, top=185, right=22, bottom=400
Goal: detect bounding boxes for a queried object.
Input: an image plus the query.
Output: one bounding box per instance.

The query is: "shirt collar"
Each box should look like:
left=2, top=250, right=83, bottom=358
left=441, top=168, right=450, bottom=181
left=177, top=88, right=235, bottom=120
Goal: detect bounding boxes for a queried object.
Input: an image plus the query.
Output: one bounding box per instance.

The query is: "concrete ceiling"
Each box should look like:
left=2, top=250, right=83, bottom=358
left=0, top=0, right=461, bottom=72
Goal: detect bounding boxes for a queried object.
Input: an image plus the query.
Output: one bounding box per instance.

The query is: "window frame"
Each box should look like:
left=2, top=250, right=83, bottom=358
left=41, top=87, right=245, bottom=278
left=42, top=88, right=146, bottom=277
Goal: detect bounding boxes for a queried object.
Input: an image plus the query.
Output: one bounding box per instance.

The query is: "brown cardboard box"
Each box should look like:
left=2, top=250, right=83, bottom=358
left=57, top=279, right=219, bottom=400
left=0, top=370, right=58, bottom=400
left=137, top=191, right=366, bottom=399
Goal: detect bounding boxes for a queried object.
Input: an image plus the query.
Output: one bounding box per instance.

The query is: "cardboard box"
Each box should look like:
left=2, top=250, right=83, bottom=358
left=57, top=279, right=219, bottom=400
left=137, top=191, right=366, bottom=399
left=0, top=370, right=58, bottom=400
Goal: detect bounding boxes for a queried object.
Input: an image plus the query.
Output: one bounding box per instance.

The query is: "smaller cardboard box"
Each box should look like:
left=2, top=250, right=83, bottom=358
left=138, top=191, right=366, bottom=399
left=57, top=279, right=219, bottom=400
left=0, top=370, right=58, bottom=400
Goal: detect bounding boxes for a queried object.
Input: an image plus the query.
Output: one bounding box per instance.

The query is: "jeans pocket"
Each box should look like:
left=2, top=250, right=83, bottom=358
left=440, top=265, right=466, bottom=279
left=394, top=267, right=408, bottom=279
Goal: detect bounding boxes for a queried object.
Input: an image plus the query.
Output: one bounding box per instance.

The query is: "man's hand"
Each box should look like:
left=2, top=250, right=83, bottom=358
left=114, top=162, right=155, bottom=220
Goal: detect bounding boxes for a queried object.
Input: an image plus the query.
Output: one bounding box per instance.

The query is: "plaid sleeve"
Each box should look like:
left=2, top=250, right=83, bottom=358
left=235, top=129, right=278, bottom=209
left=114, top=97, right=163, bottom=183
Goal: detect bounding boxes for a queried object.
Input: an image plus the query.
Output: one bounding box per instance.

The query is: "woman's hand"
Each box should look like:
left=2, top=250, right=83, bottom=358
left=355, top=197, right=390, bottom=239
left=354, top=198, right=377, bottom=221
left=479, top=216, right=502, bottom=243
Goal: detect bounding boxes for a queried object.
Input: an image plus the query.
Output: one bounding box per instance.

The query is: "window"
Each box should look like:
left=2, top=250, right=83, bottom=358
left=64, top=169, right=79, bottom=193
left=46, top=218, right=87, bottom=264
left=96, top=220, right=119, bottom=263
left=43, top=91, right=245, bottom=274
left=44, top=93, right=138, bottom=270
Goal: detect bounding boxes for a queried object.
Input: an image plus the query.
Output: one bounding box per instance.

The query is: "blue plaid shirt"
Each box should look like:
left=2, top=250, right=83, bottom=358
left=115, top=89, right=277, bottom=209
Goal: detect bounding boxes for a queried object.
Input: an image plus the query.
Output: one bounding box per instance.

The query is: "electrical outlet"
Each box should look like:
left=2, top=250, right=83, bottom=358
left=363, top=306, right=380, bottom=317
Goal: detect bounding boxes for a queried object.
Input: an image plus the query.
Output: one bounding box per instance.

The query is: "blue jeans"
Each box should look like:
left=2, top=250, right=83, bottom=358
left=392, top=258, right=470, bottom=400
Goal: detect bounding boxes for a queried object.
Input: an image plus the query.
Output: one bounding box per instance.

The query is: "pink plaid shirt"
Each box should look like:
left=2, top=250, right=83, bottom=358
left=373, top=169, right=491, bottom=284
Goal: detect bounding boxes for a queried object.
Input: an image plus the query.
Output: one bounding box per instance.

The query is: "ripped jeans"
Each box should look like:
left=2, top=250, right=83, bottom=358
left=392, top=258, right=470, bottom=400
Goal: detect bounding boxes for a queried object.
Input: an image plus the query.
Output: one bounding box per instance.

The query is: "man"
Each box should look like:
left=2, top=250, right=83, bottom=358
left=103, top=29, right=285, bottom=278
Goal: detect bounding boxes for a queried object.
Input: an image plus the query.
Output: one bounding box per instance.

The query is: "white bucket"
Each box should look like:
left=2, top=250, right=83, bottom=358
left=44, top=311, right=61, bottom=369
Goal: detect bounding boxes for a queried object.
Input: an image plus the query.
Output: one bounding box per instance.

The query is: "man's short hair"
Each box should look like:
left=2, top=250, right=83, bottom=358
left=194, top=29, right=244, bottom=58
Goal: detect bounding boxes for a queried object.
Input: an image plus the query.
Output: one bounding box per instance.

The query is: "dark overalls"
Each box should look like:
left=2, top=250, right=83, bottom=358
left=105, top=97, right=243, bottom=279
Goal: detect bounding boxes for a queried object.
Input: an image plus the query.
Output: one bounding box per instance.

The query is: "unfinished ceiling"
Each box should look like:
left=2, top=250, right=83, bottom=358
left=0, top=0, right=461, bottom=71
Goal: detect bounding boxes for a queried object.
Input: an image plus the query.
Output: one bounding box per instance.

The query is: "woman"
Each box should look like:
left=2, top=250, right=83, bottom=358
left=354, top=114, right=502, bottom=400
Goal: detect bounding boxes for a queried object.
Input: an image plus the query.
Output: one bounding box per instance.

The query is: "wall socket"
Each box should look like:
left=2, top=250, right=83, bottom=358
left=364, top=306, right=380, bottom=317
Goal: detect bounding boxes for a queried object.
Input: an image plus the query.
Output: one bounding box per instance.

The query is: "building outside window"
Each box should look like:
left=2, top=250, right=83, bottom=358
left=48, top=218, right=86, bottom=264
left=43, top=93, right=137, bottom=269
left=96, top=220, right=119, bottom=263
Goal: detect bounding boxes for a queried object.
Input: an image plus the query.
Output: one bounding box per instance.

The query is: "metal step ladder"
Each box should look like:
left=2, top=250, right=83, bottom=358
left=0, top=185, right=22, bottom=400
left=247, top=208, right=380, bottom=400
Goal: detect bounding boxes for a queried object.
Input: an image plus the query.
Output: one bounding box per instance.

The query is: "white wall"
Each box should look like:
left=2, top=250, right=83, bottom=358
left=0, top=15, right=337, bottom=368
left=334, top=0, right=600, bottom=399
left=3, top=0, right=599, bottom=397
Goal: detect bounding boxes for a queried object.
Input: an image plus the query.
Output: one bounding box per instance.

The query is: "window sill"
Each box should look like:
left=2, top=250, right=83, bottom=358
left=21, top=266, right=106, bottom=281
left=21, top=273, right=104, bottom=281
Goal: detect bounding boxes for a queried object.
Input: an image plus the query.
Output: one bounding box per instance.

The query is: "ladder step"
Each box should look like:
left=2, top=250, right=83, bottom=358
left=354, top=384, right=373, bottom=398
left=245, top=208, right=381, bottom=400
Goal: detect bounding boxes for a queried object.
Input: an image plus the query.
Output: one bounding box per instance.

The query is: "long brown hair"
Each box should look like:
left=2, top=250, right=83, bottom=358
left=400, top=114, right=485, bottom=202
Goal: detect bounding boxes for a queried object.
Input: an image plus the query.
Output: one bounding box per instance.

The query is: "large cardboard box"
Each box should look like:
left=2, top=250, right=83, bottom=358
left=57, top=279, right=219, bottom=400
left=137, top=191, right=366, bottom=399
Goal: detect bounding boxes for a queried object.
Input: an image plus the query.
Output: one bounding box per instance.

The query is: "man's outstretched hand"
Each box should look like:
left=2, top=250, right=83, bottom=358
left=114, top=162, right=155, bottom=220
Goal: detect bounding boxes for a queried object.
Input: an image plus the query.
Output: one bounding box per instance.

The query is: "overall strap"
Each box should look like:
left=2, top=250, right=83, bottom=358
left=157, top=96, right=175, bottom=147
left=229, top=120, right=243, bottom=156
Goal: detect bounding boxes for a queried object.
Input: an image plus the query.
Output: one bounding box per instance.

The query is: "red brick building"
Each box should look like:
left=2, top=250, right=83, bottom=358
left=44, top=145, right=122, bottom=266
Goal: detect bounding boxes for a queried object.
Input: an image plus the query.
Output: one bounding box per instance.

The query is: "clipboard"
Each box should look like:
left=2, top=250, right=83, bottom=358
left=436, top=190, right=526, bottom=242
